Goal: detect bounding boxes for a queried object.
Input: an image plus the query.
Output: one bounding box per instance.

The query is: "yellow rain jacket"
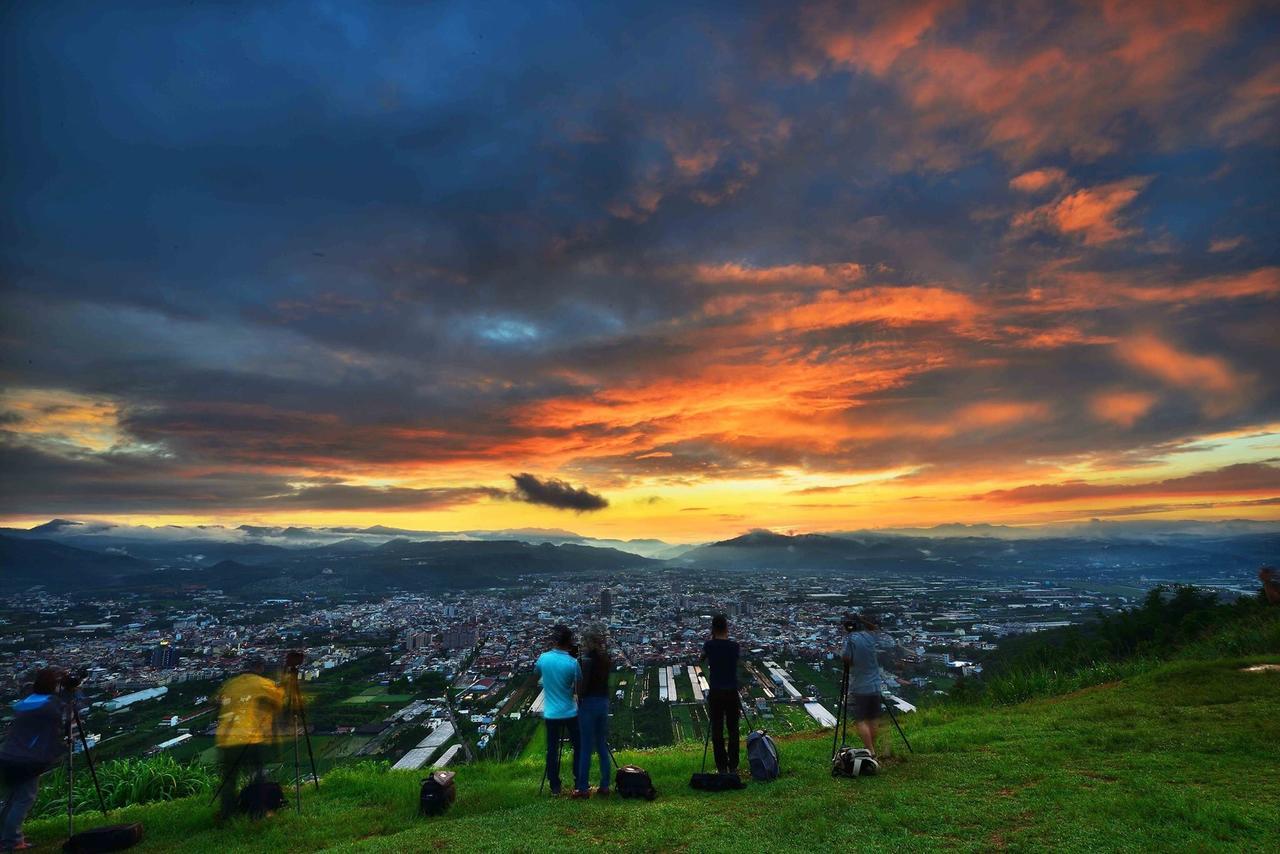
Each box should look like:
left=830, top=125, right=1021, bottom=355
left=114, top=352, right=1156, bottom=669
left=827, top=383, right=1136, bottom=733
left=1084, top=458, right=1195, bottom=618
left=216, top=673, right=284, bottom=748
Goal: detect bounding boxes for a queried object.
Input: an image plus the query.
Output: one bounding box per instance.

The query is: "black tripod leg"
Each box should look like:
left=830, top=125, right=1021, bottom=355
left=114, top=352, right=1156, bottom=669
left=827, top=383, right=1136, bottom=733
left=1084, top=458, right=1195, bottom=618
left=832, top=665, right=847, bottom=758
left=840, top=669, right=851, bottom=752
left=884, top=700, right=914, bottom=754
left=72, top=707, right=108, bottom=814
left=700, top=700, right=712, bottom=773
left=290, top=676, right=320, bottom=791
left=538, top=725, right=559, bottom=795
left=296, top=702, right=319, bottom=791
left=210, top=743, right=251, bottom=806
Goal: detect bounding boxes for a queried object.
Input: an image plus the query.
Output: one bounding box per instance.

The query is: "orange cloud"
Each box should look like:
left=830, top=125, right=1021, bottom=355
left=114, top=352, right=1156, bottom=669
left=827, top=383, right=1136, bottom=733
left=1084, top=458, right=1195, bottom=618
left=691, top=262, right=865, bottom=288
left=1115, top=334, right=1243, bottom=402
left=810, top=0, right=951, bottom=76
left=1009, top=168, right=1067, bottom=193
left=1208, top=235, right=1246, bottom=253
left=1013, top=177, right=1150, bottom=244
left=1017, top=266, right=1280, bottom=313
left=796, top=2, right=1249, bottom=163
left=978, top=462, right=1280, bottom=504
left=954, top=400, right=1051, bottom=430
left=1090, top=390, right=1158, bottom=427
left=713, top=286, right=981, bottom=335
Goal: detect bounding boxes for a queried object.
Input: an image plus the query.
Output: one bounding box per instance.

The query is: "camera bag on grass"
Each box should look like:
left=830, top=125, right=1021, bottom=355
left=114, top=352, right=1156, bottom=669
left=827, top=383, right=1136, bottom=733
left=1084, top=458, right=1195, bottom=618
left=62, top=823, right=144, bottom=853
left=689, top=771, right=746, bottom=792
left=615, top=764, right=657, bottom=800
left=238, top=780, right=287, bottom=817
left=831, top=746, right=878, bottom=778
left=745, top=729, right=779, bottom=781
left=419, top=770, right=457, bottom=816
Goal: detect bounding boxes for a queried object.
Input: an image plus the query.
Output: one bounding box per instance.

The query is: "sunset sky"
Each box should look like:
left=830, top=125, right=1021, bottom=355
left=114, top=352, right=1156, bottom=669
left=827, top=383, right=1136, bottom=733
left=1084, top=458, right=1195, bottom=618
left=2, top=1, right=1278, bottom=541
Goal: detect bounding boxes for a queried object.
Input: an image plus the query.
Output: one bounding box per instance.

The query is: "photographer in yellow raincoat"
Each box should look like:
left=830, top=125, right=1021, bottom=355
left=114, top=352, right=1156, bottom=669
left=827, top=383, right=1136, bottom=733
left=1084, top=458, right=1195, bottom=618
left=215, top=657, right=283, bottom=819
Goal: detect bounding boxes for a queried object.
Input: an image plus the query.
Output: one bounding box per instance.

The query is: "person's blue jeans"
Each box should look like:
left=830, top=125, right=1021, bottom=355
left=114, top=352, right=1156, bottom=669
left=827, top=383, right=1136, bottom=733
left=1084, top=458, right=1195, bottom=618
left=0, top=765, right=41, bottom=848
left=544, top=716, right=582, bottom=794
left=576, top=696, right=610, bottom=793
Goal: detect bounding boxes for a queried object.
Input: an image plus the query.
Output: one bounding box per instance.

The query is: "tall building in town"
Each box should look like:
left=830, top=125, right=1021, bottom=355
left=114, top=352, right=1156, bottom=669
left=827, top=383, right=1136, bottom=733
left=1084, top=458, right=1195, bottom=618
left=405, top=631, right=433, bottom=652
left=150, top=642, right=179, bottom=669
left=442, top=624, right=478, bottom=650
left=600, top=589, right=613, bottom=616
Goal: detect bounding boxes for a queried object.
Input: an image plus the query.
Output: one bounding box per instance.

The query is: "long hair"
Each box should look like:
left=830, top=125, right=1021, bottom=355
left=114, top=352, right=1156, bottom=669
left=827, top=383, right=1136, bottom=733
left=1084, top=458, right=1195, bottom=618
left=580, top=624, right=610, bottom=687
left=581, top=624, right=607, bottom=657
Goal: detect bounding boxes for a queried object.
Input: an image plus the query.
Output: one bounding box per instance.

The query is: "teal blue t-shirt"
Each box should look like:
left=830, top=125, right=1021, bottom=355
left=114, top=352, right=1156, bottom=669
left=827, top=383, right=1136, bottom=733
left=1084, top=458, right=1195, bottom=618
left=536, top=649, right=581, bottom=720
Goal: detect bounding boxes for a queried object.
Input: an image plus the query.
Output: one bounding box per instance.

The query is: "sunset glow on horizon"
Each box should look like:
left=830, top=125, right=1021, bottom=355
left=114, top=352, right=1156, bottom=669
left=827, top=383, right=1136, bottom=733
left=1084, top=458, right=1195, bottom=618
left=2, top=1, right=1278, bottom=541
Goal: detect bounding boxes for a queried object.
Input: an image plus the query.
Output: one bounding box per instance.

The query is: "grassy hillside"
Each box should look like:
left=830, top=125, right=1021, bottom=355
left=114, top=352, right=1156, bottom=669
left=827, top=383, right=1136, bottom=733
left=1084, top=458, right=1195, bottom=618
left=22, top=651, right=1279, bottom=853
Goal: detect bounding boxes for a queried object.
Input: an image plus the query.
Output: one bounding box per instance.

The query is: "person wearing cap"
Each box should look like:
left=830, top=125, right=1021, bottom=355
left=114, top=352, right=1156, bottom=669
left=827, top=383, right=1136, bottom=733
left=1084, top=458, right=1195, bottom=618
left=215, top=657, right=284, bottom=819
left=840, top=612, right=897, bottom=757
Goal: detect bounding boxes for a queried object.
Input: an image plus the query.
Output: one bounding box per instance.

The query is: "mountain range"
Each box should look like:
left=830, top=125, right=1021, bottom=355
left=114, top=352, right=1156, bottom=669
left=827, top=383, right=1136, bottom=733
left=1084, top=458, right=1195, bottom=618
left=1, top=519, right=1275, bottom=594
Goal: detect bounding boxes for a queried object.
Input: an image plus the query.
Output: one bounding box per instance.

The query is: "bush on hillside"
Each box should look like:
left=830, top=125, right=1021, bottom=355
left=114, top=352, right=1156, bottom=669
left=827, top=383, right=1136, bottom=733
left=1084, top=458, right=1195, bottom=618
left=957, top=587, right=1278, bottom=705
left=31, top=754, right=215, bottom=819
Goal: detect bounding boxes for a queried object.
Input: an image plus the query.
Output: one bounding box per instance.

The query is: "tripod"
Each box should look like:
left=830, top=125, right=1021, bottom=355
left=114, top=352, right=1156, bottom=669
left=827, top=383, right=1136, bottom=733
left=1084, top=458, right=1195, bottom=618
left=282, top=665, right=320, bottom=812
left=537, top=724, right=572, bottom=795
left=67, top=702, right=109, bottom=836
left=832, top=662, right=851, bottom=759
left=833, top=661, right=914, bottom=756
left=537, top=725, right=561, bottom=795
left=881, top=696, right=913, bottom=754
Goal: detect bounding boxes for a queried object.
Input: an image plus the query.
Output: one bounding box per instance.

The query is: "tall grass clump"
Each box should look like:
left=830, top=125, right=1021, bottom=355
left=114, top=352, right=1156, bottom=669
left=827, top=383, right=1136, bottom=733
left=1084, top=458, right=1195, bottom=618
left=31, top=754, right=216, bottom=819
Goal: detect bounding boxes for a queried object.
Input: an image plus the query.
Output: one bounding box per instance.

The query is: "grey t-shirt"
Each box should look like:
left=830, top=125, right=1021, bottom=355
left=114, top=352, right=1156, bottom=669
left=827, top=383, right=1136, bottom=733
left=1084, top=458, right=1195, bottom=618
left=842, top=630, right=895, bottom=695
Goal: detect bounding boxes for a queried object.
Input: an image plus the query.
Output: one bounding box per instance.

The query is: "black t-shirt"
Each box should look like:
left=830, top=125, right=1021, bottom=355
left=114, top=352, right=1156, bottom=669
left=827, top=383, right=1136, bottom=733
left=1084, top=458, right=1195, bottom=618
left=579, top=651, right=611, bottom=697
left=702, top=638, right=739, bottom=690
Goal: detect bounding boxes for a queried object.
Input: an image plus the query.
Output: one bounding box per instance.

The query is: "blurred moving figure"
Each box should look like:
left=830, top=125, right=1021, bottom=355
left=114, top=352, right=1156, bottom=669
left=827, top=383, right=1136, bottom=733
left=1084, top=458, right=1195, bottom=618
left=535, top=625, right=583, bottom=796
left=575, top=624, right=612, bottom=798
left=841, top=612, right=897, bottom=757
left=701, top=614, right=741, bottom=775
left=0, top=668, right=73, bottom=852
left=1259, top=566, right=1279, bottom=606
left=215, top=657, right=283, bottom=819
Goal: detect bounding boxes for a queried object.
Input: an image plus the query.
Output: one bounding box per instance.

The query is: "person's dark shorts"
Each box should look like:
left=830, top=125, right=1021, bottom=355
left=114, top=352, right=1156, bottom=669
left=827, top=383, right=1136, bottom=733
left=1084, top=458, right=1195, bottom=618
left=847, top=693, right=883, bottom=722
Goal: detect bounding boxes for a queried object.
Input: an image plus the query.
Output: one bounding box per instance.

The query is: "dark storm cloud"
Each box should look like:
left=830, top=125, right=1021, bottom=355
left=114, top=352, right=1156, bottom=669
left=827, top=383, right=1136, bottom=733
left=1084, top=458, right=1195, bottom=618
left=0, top=440, right=500, bottom=515
left=510, top=473, right=608, bottom=512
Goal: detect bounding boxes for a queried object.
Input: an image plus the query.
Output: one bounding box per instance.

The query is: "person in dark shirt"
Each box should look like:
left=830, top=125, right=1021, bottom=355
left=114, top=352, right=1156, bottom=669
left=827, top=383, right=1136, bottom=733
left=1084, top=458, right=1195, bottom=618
left=1, top=668, right=72, bottom=851
left=575, top=624, right=612, bottom=798
left=700, top=614, right=741, bottom=775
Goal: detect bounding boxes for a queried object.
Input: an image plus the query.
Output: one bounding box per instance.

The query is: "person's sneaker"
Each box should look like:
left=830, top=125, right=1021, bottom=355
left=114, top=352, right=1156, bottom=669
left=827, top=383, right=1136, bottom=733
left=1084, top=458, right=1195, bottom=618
left=11, top=842, right=35, bottom=851
left=595, top=788, right=611, bottom=799
left=570, top=789, right=592, bottom=800
left=549, top=788, right=562, bottom=797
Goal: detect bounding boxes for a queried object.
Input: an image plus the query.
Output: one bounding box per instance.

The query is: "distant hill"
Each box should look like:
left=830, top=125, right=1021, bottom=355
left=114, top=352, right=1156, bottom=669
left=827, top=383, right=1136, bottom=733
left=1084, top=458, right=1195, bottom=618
left=2, top=519, right=686, bottom=559
left=674, top=529, right=1280, bottom=577
left=0, top=534, right=153, bottom=591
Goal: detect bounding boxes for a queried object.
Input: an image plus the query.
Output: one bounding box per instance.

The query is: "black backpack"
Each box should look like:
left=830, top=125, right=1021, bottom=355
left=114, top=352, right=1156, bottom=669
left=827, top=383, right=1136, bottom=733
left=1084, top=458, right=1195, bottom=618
left=832, top=747, right=878, bottom=778
left=614, top=764, right=657, bottom=800
left=237, top=780, right=287, bottom=818
left=62, top=823, right=144, bottom=853
left=689, top=772, right=746, bottom=792
left=419, top=770, right=457, bottom=816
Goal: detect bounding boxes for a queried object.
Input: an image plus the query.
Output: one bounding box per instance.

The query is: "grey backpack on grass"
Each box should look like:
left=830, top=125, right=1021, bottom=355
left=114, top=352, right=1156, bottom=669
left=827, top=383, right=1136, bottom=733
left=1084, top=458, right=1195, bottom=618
left=746, top=729, right=780, bottom=781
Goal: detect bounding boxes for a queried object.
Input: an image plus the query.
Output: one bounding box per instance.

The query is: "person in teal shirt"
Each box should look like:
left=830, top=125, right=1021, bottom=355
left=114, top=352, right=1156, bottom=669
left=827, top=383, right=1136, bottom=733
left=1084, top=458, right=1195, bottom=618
left=535, top=624, right=584, bottom=795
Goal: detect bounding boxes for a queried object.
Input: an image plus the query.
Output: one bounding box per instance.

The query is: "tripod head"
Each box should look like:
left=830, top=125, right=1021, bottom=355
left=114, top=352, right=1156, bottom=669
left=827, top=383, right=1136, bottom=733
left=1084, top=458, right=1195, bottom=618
left=285, top=649, right=305, bottom=672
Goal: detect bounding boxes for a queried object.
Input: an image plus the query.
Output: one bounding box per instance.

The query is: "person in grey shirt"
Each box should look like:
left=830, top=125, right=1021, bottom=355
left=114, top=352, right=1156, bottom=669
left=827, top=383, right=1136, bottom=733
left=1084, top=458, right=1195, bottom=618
left=841, top=612, right=898, bottom=756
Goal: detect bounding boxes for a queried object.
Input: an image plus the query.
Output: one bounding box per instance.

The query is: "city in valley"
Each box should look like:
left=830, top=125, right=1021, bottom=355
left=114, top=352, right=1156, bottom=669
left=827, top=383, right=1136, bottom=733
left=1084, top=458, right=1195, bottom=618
left=0, top=531, right=1261, bottom=776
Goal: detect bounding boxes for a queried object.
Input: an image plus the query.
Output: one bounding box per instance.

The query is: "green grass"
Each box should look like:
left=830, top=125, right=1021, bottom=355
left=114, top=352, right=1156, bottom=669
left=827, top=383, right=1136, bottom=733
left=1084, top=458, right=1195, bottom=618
left=23, top=653, right=1279, bottom=852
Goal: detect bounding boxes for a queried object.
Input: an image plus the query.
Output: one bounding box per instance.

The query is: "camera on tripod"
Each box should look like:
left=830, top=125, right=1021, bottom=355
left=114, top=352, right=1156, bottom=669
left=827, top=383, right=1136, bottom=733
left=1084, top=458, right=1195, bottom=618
left=59, top=669, right=86, bottom=693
